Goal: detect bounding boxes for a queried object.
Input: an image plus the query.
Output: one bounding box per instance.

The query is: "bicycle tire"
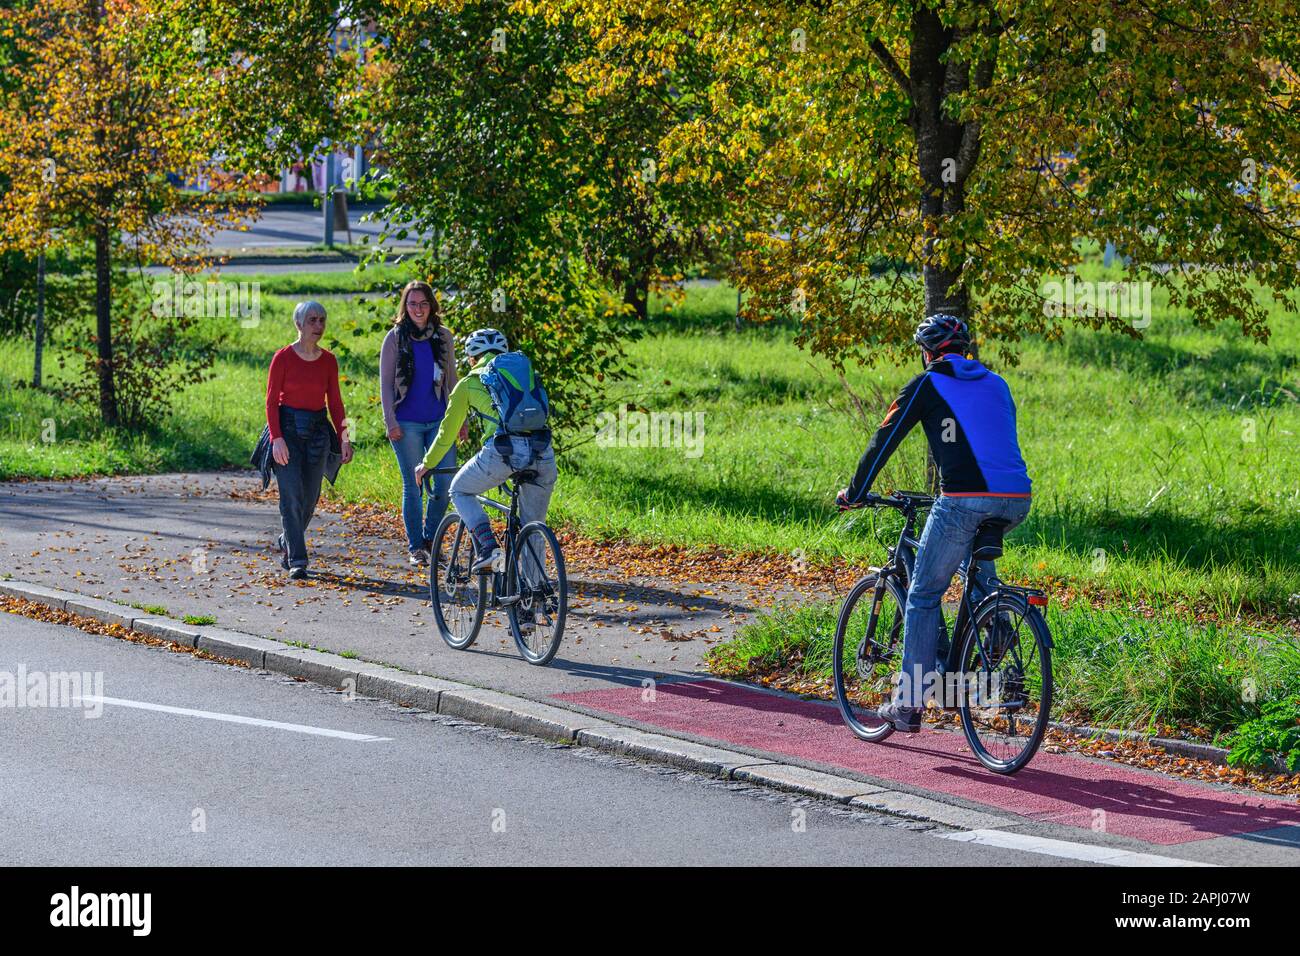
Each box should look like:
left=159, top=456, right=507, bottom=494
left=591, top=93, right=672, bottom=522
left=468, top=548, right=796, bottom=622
left=832, top=571, right=907, bottom=742
left=429, top=512, right=486, bottom=650
left=507, top=521, right=567, bottom=666
left=956, top=593, right=1053, bottom=774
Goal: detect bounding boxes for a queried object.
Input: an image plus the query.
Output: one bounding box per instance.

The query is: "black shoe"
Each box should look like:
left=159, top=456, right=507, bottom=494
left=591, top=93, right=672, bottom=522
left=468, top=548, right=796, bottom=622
left=277, top=534, right=289, bottom=571
left=289, top=566, right=308, bottom=581
left=877, top=700, right=922, bottom=732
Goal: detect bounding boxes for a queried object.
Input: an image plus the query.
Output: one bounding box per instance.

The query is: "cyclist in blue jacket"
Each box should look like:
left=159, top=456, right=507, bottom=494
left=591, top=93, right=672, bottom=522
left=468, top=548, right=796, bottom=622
left=836, top=314, right=1032, bottom=732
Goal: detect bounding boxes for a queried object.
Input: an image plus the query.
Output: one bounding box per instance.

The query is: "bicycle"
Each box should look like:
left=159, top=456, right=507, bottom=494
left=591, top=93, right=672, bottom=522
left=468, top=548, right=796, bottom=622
left=424, top=466, right=568, bottom=666
left=831, top=491, right=1054, bottom=774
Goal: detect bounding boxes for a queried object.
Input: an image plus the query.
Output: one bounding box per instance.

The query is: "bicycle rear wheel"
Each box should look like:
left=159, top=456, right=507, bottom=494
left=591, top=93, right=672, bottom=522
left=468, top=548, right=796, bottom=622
left=956, top=594, right=1052, bottom=774
left=832, top=572, right=907, bottom=742
left=508, top=521, right=567, bottom=665
left=430, top=513, right=486, bottom=650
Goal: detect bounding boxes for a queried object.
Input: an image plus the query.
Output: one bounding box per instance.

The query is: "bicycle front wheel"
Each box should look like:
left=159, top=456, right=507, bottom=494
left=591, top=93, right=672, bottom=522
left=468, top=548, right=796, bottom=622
left=430, top=512, right=486, bottom=650
left=508, top=521, right=567, bottom=665
left=956, top=594, right=1053, bottom=774
left=832, top=572, right=907, bottom=742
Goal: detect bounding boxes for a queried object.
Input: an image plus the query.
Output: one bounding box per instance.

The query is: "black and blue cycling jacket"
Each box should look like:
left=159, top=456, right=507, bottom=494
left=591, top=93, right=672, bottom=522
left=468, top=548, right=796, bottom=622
left=844, top=354, right=1032, bottom=500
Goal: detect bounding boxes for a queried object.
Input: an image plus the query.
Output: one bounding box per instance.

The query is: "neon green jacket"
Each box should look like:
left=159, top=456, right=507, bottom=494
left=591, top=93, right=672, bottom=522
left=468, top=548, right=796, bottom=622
left=420, top=356, right=496, bottom=470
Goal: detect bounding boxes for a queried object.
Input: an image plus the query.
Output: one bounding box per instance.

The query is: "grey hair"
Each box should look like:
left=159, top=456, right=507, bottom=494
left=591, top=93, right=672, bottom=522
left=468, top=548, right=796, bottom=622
left=293, top=300, right=326, bottom=328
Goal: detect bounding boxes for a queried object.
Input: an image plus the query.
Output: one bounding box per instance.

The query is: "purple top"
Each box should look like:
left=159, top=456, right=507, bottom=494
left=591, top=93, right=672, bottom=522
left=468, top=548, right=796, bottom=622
left=394, top=339, right=447, bottom=423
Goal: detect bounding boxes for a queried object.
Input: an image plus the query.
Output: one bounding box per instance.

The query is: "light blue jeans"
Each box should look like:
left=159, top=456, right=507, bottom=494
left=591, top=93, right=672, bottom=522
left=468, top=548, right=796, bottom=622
left=450, top=436, right=557, bottom=570
left=389, top=421, right=455, bottom=552
left=897, top=494, right=1032, bottom=708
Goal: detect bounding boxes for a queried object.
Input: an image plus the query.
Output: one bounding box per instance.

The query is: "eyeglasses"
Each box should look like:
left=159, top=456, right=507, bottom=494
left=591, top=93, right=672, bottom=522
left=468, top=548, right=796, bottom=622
left=407, top=299, right=431, bottom=310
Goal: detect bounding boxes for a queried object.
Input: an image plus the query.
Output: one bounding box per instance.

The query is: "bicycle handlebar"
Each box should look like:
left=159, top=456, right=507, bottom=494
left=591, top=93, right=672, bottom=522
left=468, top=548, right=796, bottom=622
left=851, top=490, right=936, bottom=511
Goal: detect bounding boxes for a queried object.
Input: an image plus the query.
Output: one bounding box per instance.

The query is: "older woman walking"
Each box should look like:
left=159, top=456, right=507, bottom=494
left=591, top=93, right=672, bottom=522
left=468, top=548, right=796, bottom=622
left=380, top=280, right=462, bottom=566
left=265, top=300, right=352, bottom=580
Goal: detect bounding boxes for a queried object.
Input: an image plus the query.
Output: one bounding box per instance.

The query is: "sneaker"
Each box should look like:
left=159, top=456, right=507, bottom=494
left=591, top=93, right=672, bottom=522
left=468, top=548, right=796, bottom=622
left=877, top=699, right=922, bottom=732
left=470, top=547, right=499, bottom=574
left=276, top=534, right=289, bottom=571
left=289, top=566, right=309, bottom=581
left=408, top=548, right=430, bottom=567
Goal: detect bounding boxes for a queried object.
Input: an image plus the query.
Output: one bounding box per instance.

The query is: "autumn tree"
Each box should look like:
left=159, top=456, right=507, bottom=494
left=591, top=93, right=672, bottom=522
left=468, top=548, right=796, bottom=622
left=170, top=0, right=757, bottom=435
left=0, top=0, right=237, bottom=425
left=558, top=0, right=1300, bottom=364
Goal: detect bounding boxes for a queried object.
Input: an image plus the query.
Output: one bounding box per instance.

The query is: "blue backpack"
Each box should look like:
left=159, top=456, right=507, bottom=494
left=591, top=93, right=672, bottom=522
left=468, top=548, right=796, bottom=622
left=477, top=351, right=550, bottom=435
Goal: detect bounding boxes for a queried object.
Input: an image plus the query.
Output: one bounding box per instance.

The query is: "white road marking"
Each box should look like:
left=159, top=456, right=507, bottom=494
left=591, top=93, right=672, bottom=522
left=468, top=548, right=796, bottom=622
left=75, top=696, right=391, bottom=742
left=941, top=829, right=1217, bottom=866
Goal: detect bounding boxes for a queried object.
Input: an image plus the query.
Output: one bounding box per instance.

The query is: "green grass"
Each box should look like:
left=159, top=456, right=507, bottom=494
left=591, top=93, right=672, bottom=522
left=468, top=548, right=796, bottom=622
left=182, top=614, right=217, bottom=626
left=129, top=603, right=169, bottom=616
left=2, top=261, right=1298, bottom=629
left=707, top=598, right=1300, bottom=746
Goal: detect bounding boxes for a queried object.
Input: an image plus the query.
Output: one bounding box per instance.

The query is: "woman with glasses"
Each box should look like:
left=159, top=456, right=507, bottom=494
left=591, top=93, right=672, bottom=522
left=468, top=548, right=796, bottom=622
left=379, top=280, right=463, bottom=566
left=265, top=300, right=352, bottom=580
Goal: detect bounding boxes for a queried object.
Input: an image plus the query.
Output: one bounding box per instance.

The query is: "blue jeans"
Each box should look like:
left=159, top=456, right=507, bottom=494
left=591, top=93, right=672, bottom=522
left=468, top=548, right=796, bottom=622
left=450, top=436, right=557, bottom=561
left=898, top=494, right=1032, bottom=708
left=389, top=421, right=455, bottom=552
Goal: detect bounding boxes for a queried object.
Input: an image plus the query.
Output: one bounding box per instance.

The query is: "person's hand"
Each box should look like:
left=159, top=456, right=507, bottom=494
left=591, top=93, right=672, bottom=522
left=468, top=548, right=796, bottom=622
left=458, top=423, right=469, bottom=443
left=341, top=440, right=353, bottom=465
left=413, top=463, right=428, bottom=487
left=835, top=488, right=862, bottom=511
left=272, top=437, right=290, bottom=467
left=387, top=424, right=403, bottom=441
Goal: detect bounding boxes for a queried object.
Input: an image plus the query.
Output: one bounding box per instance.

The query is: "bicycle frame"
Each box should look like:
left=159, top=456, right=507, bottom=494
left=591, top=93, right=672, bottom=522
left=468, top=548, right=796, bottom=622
left=475, top=482, right=522, bottom=605
left=870, top=494, right=1032, bottom=676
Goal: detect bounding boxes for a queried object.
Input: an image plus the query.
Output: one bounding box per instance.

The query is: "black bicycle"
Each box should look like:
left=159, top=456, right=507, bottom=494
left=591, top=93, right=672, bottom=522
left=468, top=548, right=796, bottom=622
left=425, top=467, right=567, bottom=665
left=831, top=491, right=1053, bottom=774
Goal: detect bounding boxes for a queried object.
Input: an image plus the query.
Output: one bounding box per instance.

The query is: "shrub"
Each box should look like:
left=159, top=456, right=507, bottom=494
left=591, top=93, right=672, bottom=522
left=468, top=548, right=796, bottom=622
left=58, top=280, right=224, bottom=430
left=1228, top=698, right=1300, bottom=772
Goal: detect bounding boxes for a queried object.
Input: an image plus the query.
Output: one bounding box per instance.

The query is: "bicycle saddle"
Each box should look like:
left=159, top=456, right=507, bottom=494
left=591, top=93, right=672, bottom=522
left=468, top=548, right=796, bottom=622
left=972, top=519, right=1011, bottom=560
left=511, top=469, right=539, bottom=484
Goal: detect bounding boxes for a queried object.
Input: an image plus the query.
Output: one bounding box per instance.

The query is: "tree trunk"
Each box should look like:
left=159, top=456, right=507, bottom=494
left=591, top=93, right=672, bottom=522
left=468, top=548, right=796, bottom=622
left=910, top=6, right=971, bottom=326
left=94, top=222, right=118, bottom=427
left=909, top=7, right=985, bottom=495
left=623, top=269, right=649, bottom=322
left=32, top=253, right=45, bottom=389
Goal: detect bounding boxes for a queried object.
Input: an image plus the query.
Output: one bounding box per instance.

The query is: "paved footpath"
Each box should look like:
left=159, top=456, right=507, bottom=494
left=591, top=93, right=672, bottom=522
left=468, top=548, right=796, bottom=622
left=4, top=472, right=1300, bottom=865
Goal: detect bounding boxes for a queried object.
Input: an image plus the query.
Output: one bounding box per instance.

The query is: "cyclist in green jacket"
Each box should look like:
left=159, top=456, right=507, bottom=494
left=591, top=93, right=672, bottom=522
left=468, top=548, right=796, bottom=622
left=414, top=329, right=557, bottom=589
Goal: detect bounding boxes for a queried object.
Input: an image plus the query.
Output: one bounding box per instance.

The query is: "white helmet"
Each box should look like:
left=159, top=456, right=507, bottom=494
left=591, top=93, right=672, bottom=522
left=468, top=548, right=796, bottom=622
left=464, top=327, right=508, bottom=358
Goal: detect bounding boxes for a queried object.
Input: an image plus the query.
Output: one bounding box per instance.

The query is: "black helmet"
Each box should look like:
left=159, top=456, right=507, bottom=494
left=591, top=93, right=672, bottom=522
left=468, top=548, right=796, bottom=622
left=914, top=314, right=970, bottom=354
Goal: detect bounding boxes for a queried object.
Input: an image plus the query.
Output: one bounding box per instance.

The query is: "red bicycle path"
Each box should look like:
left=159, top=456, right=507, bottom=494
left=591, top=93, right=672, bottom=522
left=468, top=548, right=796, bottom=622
left=555, top=679, right=1300, bottom=847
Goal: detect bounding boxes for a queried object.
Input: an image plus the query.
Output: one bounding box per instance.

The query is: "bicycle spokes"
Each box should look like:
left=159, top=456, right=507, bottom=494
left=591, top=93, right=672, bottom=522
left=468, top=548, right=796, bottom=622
left=430, top=515, right=485, bottom=650
left=509, top=523, right=567, bottom=665
left=832, top=574, right=905, bottom=741
left=958, top=600, right=1052, bottom=774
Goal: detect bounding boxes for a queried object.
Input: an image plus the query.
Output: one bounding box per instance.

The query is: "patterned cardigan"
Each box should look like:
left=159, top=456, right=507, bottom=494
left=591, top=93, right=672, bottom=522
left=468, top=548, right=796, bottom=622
left=378, top=324, right=458, bottom=431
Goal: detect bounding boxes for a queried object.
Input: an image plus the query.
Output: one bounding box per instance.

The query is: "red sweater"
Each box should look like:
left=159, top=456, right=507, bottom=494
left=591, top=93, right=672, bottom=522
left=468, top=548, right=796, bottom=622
left=265, top=345, right=347, bottom=441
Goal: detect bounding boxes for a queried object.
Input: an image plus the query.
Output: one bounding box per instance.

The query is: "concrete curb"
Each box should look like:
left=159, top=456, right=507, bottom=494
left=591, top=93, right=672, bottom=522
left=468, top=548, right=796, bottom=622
left=0, top=578, right=1062, bottom=831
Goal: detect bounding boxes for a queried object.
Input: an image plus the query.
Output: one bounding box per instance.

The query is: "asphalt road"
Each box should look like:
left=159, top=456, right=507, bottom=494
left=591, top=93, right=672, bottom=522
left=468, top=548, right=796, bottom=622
left=205, top=204, right=431, bottom=251
left=0, top=611, right=1064, bottom=866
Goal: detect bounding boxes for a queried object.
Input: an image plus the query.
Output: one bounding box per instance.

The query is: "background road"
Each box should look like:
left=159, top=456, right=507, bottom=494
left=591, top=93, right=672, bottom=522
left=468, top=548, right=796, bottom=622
left=205, top=204, right=430, bottom=251
left=0, top=611, right=1060, bottom=866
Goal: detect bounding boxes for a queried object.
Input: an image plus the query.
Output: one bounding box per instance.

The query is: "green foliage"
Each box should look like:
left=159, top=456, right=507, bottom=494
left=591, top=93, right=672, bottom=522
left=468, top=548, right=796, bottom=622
left=1228, top=697, right=1300, bottom=772
left=0, top=247, right=93, bottom=337
left=557, top=1, right=1300, bottom=360
left=55, top=276, right=224, bottom=430
left=712, top=598, right=1300, bottom=740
